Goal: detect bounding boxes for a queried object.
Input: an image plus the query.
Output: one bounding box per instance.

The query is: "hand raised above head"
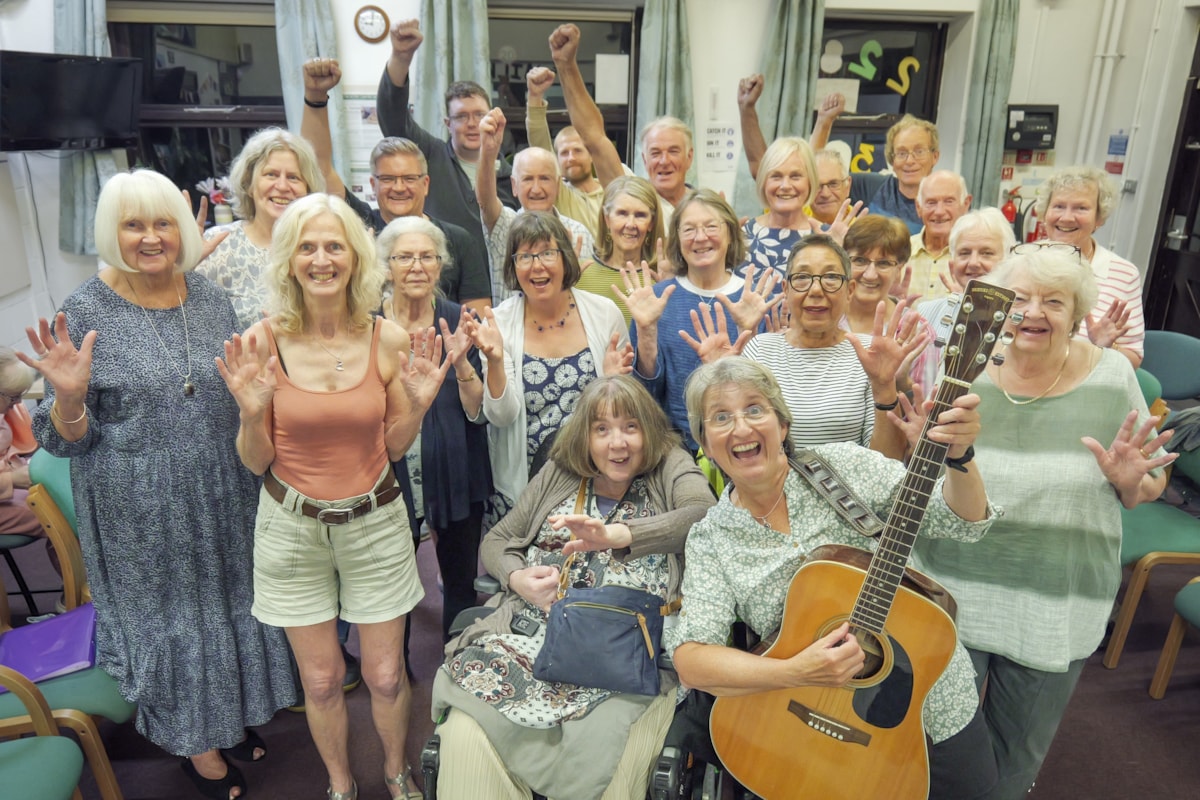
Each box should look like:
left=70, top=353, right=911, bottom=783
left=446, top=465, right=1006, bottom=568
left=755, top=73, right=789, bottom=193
left=390, top=18, right=423, bottom=55
left=549, top=24, right=581, bottom=64
left=303, top=57, right=342, bottom=94
left=478, top=108, right=507, bottom=155
left=817, top=92, right=846, bottom=123
left=526, top=66, right=556, bottom=98
left=737, top=74, right=764, bottom=110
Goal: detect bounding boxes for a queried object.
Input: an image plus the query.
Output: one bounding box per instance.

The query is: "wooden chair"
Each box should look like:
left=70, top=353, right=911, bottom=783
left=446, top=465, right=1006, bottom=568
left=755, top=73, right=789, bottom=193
left=1149, top=576, right=1200, bottom=698
left=24, top=455, right=90, bottom=610
left=0, top=665, right=85, bottom=800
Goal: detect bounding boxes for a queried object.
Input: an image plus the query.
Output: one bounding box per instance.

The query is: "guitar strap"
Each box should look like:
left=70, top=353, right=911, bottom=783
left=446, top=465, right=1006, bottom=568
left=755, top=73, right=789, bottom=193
left=788, top=450, right=885, bottom=539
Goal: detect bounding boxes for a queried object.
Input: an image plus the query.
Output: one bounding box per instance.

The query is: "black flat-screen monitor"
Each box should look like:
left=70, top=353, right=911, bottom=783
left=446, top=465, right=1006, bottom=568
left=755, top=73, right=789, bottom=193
left=0, top=50, right=143, bottom=151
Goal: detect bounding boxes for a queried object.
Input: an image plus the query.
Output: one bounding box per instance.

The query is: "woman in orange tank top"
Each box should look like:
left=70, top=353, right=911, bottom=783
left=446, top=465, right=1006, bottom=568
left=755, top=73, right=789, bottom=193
left=218, top=193, right=450, bottom=800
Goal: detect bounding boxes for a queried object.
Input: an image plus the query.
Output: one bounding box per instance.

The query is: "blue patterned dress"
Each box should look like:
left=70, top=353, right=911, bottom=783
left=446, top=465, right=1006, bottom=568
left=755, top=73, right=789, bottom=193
left=31, top=273, right=295, bottom=756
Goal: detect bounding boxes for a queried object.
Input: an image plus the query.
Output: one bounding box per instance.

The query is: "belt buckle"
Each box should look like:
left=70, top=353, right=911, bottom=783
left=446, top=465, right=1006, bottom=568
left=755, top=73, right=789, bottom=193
left=316, top=507, right=354, bottom=526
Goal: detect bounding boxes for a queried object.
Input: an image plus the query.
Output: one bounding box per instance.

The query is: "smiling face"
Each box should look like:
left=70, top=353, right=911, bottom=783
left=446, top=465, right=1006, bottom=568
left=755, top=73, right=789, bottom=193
left=1044, top=186, right=1101, bottom=252
left=513, top=237, right=564, bottom=299
left=949, top=229, right=1004, bottom=287
left=890, top=126, right=938, bottom=195
left=848, top=246, right=900, bottom=306
left=512, top=150, right=559, bottom=212
left=388, top=232, right=442, bottom=302
left=588, top=407, right=646, bottom=497
left=252, top=149, right=309, bottom=226
left=642, top=126, right=693, bottom=202
left=918, top=173, right=968, bottom=242
left=812, top=159, right=850, bottom=222
left=604, top=193, right=654, bottom=258
left=117, top=213, right=181, bottom=276
left=786, top=245, right=850, bottom=340
left=677, top=202, right=730, bottom=275
left=290, top=212, right=354, bottom=299
left=700, top=383, right=788, bottom=486
left=555, top=130, right=594, bottom=185
left=763, top=152, right=812, bottom=216
left=445, top=94, right=489, bottom=156
left=1004, top=270, right=1077, bottom=358
left=371, top=152, right=429, bottom=222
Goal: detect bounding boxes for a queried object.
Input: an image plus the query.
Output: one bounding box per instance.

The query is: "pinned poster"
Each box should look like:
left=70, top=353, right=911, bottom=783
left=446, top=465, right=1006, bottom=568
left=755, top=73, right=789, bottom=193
left=595, top=54, right=629, bottom=105
left=1106, top=130, right=1128, bottom=175
left=815, top=78, right=859, bottom=113
left=702, top=122, right=738, bottom=172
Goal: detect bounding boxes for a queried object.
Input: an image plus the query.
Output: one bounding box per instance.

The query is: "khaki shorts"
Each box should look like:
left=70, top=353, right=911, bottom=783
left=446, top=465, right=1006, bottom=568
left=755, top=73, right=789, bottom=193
left=251, top=468, right=424, bottom=627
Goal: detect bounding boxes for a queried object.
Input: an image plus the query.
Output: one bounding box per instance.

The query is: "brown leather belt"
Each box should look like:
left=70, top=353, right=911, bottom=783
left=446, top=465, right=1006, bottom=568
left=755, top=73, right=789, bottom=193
left=263, top=469, right=402, bottom=526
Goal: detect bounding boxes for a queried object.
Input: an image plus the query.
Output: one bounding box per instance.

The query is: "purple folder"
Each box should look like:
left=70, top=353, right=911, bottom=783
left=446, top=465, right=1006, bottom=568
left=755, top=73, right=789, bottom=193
left=0, top=602, right=96, bottom=693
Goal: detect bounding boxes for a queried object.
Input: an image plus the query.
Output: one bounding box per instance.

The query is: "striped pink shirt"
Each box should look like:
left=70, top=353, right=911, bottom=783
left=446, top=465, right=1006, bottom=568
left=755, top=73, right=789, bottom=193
left=1077, top=243, right=1145, bottom=357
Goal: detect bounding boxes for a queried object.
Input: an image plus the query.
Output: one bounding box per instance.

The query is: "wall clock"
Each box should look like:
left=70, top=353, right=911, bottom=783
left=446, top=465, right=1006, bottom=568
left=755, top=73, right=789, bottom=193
left=355, top=5, right=389, bottom=44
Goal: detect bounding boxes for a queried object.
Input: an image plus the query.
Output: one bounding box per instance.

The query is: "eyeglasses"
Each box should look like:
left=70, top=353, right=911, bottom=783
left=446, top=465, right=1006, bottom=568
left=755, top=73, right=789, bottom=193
left=1010, top=242, right=1083, bottom=263
left=448, top=111, right=487, bottom=124
left=892, top=147, right=931, bottom=163
left=705, top=404, right=771, bottom=432
left=374, top=174, right=425, bottom=187
left=679, top=222, right=724, bottom=241
left=850, top=256, right=900, bottom=271
left=512, top=248, right=562, bottom=267
left=817, top=178, right=848, bottom=192
left=389, top=253, right=441, bottom=268
left=787, top=272, right=849, bottom=293
left=0, top=389, right=24, bottom=405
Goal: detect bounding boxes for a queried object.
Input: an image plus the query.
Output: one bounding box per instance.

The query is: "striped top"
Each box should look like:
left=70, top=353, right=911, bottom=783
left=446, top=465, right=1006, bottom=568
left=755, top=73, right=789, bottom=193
left=742, top=332, right=875, bottom=449
left=1078, top=243, right=1145, bottom=357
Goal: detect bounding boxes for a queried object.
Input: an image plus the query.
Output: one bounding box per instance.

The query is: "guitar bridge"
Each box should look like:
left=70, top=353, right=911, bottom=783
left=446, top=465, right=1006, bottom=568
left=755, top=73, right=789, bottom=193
left=787, top=700, right=872, bottom=746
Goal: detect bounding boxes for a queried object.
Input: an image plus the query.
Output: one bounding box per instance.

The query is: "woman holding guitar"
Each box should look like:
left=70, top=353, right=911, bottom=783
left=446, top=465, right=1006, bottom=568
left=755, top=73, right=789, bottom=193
left=914, top=245, right=1174, bottom=799
left=669, top=354, right=999, bottom=800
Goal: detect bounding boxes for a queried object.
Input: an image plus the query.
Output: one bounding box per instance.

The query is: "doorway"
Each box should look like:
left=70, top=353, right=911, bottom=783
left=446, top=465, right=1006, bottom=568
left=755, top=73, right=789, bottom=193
left=1145, top=30, right=1200, bottom=336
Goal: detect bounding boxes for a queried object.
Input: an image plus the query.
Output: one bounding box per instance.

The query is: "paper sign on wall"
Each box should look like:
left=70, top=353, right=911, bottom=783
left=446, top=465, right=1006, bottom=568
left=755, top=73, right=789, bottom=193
left=703, top=122, right=738, bottom=172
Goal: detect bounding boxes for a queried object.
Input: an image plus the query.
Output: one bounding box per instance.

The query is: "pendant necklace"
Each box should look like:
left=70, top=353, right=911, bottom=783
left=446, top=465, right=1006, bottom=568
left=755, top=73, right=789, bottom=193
left=741, top=483, right=786, bottom=529
left=998, top=343, right=1070, bottom=406
left=315, top=335, right=346, bottom=371
left=127, top=276, right=194, bottom=396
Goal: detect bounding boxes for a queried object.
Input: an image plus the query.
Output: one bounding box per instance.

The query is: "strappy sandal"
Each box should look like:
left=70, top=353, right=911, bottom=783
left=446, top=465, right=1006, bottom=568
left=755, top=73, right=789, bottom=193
left=384, top=764, right=423, bottom=799
left=181, top=754, right=246, bottom=800
left=327, top=781, right=357, bottom=800
left=221, top=728, right=266, bottom=763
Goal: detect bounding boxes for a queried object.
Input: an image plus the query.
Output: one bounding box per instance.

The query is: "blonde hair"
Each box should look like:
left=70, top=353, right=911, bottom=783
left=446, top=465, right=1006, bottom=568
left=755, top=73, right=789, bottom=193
left=756, top=137, right=818, bottom=209
left=228, top=128, right=325, bottom=222
left=593, top=175, right=664, bottom=268
left=94, top=169, right=204, bottom=274
left=267, top=194, right=384, bottom=333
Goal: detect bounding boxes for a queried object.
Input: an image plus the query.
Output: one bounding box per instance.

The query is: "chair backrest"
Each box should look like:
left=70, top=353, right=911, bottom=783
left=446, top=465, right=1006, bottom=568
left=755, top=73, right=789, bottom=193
left=1135, top=368, right=1163, bottom=411
left=27, top=450, right=75, bottom=532
left=1142, top=330, right=1200, bottom=401
left=24, top=486, right=89, bottom=611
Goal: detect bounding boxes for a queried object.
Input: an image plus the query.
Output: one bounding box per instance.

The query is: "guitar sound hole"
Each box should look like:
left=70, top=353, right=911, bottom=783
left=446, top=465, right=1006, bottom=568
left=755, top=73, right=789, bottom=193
left=853, top=629, right=885, bottom=680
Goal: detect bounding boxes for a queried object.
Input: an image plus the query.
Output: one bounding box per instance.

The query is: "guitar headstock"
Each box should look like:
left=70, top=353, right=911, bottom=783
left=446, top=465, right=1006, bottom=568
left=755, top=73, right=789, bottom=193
left=941, top=280, right=1015, bottom=385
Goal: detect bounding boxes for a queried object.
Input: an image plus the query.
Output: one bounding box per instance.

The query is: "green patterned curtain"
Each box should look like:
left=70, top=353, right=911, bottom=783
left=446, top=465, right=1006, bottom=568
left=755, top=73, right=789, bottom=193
left=732, top=0, right=825, bottom=217
left=276, top=0, right=350, bottom=178
left=635, top=0, right=696, bottom=186
left=961, top=0, right=1021, bottom=207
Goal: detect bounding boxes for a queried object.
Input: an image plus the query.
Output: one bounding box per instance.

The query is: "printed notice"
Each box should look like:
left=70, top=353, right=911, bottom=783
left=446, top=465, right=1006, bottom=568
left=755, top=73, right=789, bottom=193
left=703, top=122, right=738, bottom=173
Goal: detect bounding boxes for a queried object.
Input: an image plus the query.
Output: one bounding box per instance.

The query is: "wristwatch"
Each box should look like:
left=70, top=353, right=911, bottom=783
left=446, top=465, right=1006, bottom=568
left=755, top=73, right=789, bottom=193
left=944, top=446, right=975, bottom=473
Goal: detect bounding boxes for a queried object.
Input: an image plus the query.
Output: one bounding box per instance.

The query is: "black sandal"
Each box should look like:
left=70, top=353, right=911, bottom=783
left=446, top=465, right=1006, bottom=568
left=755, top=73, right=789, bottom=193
left=221, top=728, right=267, bottom=763
left=181, top=754, right=247, bottom=800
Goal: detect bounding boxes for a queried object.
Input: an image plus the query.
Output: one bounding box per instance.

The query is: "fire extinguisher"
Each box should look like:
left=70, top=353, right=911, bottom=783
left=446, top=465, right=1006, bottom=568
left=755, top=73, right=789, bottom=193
left=1001, top=191, right=1018, bottom=223
left=1025, top=205, right=1046, bottom=242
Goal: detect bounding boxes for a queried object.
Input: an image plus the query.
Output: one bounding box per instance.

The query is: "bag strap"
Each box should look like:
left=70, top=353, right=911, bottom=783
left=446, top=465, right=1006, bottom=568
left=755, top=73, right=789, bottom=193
left=788, top=450, right=885, bottom=539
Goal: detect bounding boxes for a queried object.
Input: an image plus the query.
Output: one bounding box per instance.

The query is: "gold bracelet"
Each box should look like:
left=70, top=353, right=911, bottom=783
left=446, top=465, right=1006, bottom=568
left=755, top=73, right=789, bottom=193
left=456, top=372, right=478, bottom=383
left=50, top=403, right=87, bottom=425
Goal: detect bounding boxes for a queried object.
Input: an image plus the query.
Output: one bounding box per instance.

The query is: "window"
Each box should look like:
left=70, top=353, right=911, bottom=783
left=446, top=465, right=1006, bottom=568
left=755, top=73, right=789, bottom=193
left=818, top=20, right=946, bottom=173
left=487, top=8, right=640, bottom=163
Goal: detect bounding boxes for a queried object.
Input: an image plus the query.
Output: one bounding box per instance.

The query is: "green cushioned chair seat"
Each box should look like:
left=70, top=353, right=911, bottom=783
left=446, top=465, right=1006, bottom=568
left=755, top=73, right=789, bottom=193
left=0, top=534, right=36, bottom=548
left=1135, top=368, right=1162, bottom=409
left=0, top=735, right=84, bottom=799
left=1174, top=580, right=1200, bottom=624
left=0, top=666, right=135, bottom=723
left=1119, top=502, right=1200, bottom=564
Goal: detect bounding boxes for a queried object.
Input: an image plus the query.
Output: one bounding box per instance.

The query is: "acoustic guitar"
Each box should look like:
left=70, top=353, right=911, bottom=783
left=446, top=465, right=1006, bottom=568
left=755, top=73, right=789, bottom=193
left=709, top=279, right=1015, bottom=800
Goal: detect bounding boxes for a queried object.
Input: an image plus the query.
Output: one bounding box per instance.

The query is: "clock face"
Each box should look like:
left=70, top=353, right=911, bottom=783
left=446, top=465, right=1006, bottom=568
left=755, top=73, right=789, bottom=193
left=356, top=6, right=388, bottom=42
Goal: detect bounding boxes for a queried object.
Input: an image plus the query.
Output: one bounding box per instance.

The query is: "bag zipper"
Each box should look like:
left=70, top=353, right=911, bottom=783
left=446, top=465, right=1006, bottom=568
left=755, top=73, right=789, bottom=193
left=564, top=601, right=655, bottom=659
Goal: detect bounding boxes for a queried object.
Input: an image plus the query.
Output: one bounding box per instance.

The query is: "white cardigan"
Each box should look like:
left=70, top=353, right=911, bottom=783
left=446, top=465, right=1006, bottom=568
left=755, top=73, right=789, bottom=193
left=482, top=289, right=628, bottom=502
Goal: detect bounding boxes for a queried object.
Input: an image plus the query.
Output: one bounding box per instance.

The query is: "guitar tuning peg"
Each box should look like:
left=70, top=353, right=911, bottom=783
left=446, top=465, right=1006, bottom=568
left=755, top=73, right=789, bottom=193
left=946, top=345, right=960, bottom=356
left=984, top=332, right=996, bottom=343
left=991, top=353, right=1006, bottom=366
left=975, top=353, right=988, bottom=364
left=947, top=294, right=961, bottom=306
left=934, top=337, right=946, bottom=348
left=940, top=315, right=954, bottom=326
left=1000, top=332, right=1014, bottom=346
left=955, top=323, right=967, bottom=334
left=1010, top=312, right=1024, bottom=324
left=961, top=301, right=975, bottom=313
left=993, top=310, right=1007, bottom=322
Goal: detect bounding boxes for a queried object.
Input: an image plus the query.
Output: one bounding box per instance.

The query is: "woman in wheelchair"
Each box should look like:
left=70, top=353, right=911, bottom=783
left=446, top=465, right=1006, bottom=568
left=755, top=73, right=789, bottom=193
left=430, top=375, right=715, bottom=799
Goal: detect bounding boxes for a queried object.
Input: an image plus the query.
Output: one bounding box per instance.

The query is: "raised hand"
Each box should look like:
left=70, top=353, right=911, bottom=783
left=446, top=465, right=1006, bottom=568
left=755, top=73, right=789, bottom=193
left=617, top=259, right=674, bottom=330
left=509, top=564, right=561, bottom=612
left=825, top=199, right=867, bottom=246
left=1084, top=299, right=1132, bottom=349
left=680, top=303, right=752, bottom=364
left=478, top=107, right=506, bottom=158
left=1082, top=410, right=1177, bottom=508
left=737, top=74, right=764, bottom=112
left=848, top=297, right=929, bottom=388
left=462, top=306, right=504, bottom=363
left=552, top=513, right=633, bottom=554
left=651, top=236, right=671, bottom=279
left=526, top=66, right=556, bottom=100
left=816, top=92, right=846, bottom=125
left=715, top=263, right=780, bottom=332
left=390, top=18, right=423, bottom=56
left=215, top=331, right=276, bottom=420
left=439, top=308, right=475, bottom=373
left=400, top=327, right=453, bottom=412
left=602, top=332, right=635, bottom=376
left=303, top=57, right=342, bottom=96
left=19, top=314, right=95, bottom=403
left=548, top=23, right=581, bottom=65
left=763, top=301, right=791, bottom=333
left=939, top=269, right=964, bottom=295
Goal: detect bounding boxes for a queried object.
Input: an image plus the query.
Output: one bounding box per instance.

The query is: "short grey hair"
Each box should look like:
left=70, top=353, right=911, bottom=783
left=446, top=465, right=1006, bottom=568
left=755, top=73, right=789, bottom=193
left=948, top=208, right=1016, bottom=255
left=0, top=346, right=36, bottom=396
left=376, top=216, right=451, bottom=299
left=916, top=170, right=970, bottom=206
left=94, top=169, right=205, bottom=274
left=1034, top=165, right=1118, bottom=223
left=370, top=137, right=428, bottom=174
left=815, top=148, right=848, bottom=176
left=685, top=358, right=793, bottom=456
left=988, top=247, right=1099, bottom=332
left=639, top=116, right=694, bottom=151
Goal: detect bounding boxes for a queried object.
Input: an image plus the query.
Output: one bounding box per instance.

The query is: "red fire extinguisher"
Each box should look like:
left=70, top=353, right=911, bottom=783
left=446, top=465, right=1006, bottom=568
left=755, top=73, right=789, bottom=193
left=1001, top=191, right=1018, bottom=223
left=1025, top=205, right=1046, bottom=242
